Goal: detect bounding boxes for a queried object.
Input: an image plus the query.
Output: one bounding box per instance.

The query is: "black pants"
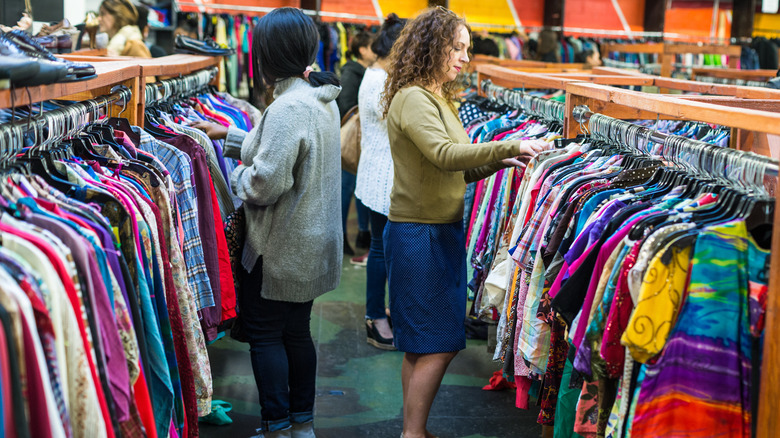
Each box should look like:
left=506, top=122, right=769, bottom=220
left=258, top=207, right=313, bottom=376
left=240, top=260, right=316, bottom=431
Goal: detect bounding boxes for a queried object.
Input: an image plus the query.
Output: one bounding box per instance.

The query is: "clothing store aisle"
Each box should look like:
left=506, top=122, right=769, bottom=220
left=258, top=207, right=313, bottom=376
left=201, top=221, right=542, bottom=438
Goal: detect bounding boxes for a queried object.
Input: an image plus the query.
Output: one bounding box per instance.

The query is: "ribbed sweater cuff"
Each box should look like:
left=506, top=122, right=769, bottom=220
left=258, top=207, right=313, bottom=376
left=224, top=126, right=247, bottom=160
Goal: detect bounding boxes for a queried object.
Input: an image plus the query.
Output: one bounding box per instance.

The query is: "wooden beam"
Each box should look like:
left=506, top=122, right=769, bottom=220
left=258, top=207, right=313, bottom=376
left=691, top=67, right=778, bottom=82
left=663, top=43, right=742, bottom=56
left=591, top=66, right=654, bottom=77
left=543, top=0, right=565, bottom=28
left=546, top=74, right=656, bottom=86
left=566, top=82, right=780, bottom=135
left=732, top=0, right=757, bottom=40
left=644, top=0, right=667, bottom=34
left=601, top=43, right=664, bottom=55
left=666, top=96, right=780, bottom=112
left=476, top=64, right=575, bottom=90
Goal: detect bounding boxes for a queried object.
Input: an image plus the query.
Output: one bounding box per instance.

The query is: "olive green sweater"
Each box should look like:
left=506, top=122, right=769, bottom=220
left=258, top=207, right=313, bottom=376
left=386, top=86, right=520, bottom=224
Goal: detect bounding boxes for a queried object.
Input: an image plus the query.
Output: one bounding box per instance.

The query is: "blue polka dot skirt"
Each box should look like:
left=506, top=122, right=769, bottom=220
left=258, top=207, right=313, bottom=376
left=383, top=221, right=467, bottom=354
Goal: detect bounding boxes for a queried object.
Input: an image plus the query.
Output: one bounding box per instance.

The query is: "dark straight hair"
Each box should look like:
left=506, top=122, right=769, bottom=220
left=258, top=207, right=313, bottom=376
left=371, top=13, right=405, bottom=59
left=251, top=7, right=340, bottom=92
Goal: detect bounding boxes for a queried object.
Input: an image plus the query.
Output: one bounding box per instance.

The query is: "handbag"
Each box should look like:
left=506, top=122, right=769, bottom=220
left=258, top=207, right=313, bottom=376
left=224, top=204, right=249, bottom=343
left=340, top=105, right=361, bottom=174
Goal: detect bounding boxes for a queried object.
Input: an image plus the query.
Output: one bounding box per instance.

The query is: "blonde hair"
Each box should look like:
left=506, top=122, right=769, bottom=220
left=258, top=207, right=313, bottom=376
left=100, top=0, right=139, bottom=32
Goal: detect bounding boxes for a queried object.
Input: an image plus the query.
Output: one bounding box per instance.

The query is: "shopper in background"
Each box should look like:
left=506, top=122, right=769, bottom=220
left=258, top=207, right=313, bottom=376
left=174, top=18, right=199, bottom=40
left=192, top=7, right=343, bottom=438
left=354, top=13, right=405, bottom=350
left=98, top=0, right=151, bottom=57
left=574, top=46, right=602, bottom=69
left=536, top=28, right=561, bottom=63
left=337, top=31, right=375, bottom=256
left=381, top=7, right=549, bottom=438
left=135, top=4, right=166, bottom=57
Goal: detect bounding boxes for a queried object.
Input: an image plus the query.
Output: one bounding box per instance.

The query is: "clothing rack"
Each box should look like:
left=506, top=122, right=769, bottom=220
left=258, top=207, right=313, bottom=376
left=0, top=85, right=133, bottom=159
left=473, top=65, right=780, bottom=435
left=145, top=67, right=219, bottom=106
left=480, top=79, right=565, bottom=123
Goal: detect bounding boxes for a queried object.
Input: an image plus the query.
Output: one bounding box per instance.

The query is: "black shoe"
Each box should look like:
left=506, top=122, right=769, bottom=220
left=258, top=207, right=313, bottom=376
left=344, top=233, right=355, bottom=256
left=0, top=32, right=67, bottom=86
left=366, top=319, right=396, bottom=351
left=6, top=30, right=95, bottom=80
left=355, top=230, right=371, bottom=250
left=174, top=35, right=235, bottom=56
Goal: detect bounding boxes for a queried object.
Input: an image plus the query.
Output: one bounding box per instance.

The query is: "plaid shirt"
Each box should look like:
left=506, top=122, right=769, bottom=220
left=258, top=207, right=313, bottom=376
left=136, top=129, right=215, bottom=310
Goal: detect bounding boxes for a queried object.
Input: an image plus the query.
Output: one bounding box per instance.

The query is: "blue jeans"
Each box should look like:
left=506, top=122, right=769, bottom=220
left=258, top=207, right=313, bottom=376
left=366, top=210, right=389, bottom=320
left=240, top=260, right=316, bottom=431
left=341, top=170, right=370, bottom=233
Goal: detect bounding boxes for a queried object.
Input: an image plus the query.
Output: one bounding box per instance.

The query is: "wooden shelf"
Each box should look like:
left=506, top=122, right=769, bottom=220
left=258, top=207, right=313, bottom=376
left=0, top=62, right=141, bottom=109
left=59, top=54, right=221, bottom=77
left=71, top=48, right=108, bottom=56
left=137, top=54, right=221, bottom=77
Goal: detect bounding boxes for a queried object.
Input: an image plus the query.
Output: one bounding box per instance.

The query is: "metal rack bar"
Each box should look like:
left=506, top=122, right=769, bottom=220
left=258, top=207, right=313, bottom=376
left=0, top=85, right=133, bottom=162
left=571, top=104, right=780, bottom=177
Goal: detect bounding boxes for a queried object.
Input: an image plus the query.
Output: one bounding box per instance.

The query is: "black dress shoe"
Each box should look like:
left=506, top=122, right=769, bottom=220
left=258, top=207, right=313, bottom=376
left=174, top=35, right=235, bottom=56
left=0, top=32, right=67, bottom=86
left=0, top=57, right=41, bottom=86
left=6, top=30, right=95, bottom=80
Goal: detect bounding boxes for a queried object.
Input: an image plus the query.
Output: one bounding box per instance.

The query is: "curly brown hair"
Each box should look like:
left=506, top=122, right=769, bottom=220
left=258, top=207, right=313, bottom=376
left=381, top=7, right=470, bottom=117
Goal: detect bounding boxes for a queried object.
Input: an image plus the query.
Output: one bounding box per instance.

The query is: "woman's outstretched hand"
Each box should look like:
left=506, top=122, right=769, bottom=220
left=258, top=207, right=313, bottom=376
left=502, top=139, right=551, bottom=167
left=191, top=121, right=229, bottom=140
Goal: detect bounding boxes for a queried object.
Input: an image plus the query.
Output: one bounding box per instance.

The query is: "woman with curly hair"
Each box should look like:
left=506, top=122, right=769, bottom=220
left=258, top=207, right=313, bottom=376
left=382, top=7, right=549, bottom=438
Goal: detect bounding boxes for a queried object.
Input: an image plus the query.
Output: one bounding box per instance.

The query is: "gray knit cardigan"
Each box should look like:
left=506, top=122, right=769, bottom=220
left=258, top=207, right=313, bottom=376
left=223, top=77, right=343, bottom=302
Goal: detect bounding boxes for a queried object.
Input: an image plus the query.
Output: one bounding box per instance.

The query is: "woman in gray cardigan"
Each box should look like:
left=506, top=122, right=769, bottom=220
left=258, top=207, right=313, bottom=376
left=193, top=8, right=342, bottom=438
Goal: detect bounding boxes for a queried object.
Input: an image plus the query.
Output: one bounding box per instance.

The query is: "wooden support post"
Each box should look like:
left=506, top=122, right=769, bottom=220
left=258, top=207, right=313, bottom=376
left=543, top=0, right=565, bottom=29
left=564, top=94, right=589, bottom=138
left=758, top=172, right=780, bottom=438
left=300, top=0, right=319, bottom=19
left=731, top=0, right=757, bottom=41
left=643, top=0, right=666, bottom=38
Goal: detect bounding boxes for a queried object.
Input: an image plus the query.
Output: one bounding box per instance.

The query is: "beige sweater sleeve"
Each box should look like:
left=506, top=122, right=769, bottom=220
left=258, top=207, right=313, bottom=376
left=398, top=90, right=519, bottom=171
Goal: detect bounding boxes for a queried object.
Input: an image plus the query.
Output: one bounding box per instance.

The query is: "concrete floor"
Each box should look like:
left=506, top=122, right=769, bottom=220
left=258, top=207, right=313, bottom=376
left=200, top=215, right=542, bottom=438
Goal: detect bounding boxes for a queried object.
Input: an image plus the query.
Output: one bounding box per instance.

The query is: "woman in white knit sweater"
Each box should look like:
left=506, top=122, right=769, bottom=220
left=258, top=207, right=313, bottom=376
left=355, top=14, right=405, bottom=350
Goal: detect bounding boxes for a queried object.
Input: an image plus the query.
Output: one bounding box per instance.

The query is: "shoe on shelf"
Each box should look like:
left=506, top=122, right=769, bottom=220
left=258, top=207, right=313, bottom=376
left=0, top=32, right=66, bottom=86
left=33, top=35, right=58, bottom=53
left=57, top=34, right=73, bottom=54
left=174, top=35, right=235, bottom=56
left=355, top=230, right=370, bottom=249
left=343, top=233, right=355, bottom=256
left=350, top=253, right=368, bottom=267
left=5, top=30, right=95, bottom=80
left=366, top=319, right=396, bottom=350
left=36, top=18, right=70, bottom=37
